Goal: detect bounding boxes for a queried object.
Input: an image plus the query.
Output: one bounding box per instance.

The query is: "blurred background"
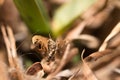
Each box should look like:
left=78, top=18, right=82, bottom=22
left=0, top=0, right=120, bottom=79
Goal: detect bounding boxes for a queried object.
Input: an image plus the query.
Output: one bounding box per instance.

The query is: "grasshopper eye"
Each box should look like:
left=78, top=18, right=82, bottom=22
left=35, top=42, right=42, bottom=49
left=38, top=43, right=41, bottom=49
left=34, top=40, right=42, bottom=49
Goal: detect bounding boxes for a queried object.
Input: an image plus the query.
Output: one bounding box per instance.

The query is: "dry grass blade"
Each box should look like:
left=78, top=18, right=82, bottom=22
left=114, top=68, right=120, bottom=74
left=68, top=68, right=81, bottom=80
left=7, top=26, right=17, bottom=58
left=1, top=25, right=25, bottom=80
left=85, top=44, right=120, bottom=80
left=53, top=69, right=73, bottom=80
left=85, top=49, right=112, bottom=68
left=75, top=34, right=100, bottom=48
left=94, top=57, right=120, bottom=80
left=1, top=25, right=14, bottom=68
left=99, top=22, right=120, bottom=51
left=81, top=49, right=98, bottom=80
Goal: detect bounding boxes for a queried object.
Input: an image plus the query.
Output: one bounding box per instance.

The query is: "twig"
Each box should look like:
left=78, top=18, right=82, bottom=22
left=66, top=48, right=79, bottom=64
left=55, top=43, right=71, bottom=74
left=68, top=68, right=81, bottom=80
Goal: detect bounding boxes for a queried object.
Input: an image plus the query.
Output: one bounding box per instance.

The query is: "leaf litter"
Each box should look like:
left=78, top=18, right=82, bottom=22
left=0, top=0, right=120, bottom=80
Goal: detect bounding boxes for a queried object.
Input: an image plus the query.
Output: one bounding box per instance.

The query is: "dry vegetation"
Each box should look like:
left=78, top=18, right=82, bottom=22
left=0, top=0, right=120, bottom=80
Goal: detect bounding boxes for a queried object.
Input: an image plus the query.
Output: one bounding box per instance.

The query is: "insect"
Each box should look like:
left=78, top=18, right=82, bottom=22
left=32, top=35, right=57, bottom=62
left=27, top=35, right=68, bottom=74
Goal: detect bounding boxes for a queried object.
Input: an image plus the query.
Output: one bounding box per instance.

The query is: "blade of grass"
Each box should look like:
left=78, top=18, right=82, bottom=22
left=13, top=0, right=51, bottom=35
left=52, top=0, right=97, bottom=37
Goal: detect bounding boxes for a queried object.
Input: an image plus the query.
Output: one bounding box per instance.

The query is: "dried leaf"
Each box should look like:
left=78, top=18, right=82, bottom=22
left=53, top=69, right=73, bottom=80
left=107, top=33, right=120, bottom=49
left=26, top=62, right=43, bottom=75
left=73, top=34, right=100, bottom=48
left=81, top=50, right=98, bottom=80
left=99, top=22, right=120, bottom=51
left=85, top=46, right=120, bottom=80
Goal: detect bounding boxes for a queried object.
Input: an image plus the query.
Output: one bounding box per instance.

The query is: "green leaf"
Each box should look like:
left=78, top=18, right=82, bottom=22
left=52, top=0, right=97, bottom=36
left=14, top=0, right=51, bottom=35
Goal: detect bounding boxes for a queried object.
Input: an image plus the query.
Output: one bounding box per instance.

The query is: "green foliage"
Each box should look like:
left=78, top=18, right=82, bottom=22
left=52, top=0, right=97, bottom=36
left=14, top=0, right=97, bottom=37
left=14, top=0, right=51, bottom=35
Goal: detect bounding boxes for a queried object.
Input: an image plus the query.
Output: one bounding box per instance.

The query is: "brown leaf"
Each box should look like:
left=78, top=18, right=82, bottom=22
left=26, top=62, right=43, bottom=75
